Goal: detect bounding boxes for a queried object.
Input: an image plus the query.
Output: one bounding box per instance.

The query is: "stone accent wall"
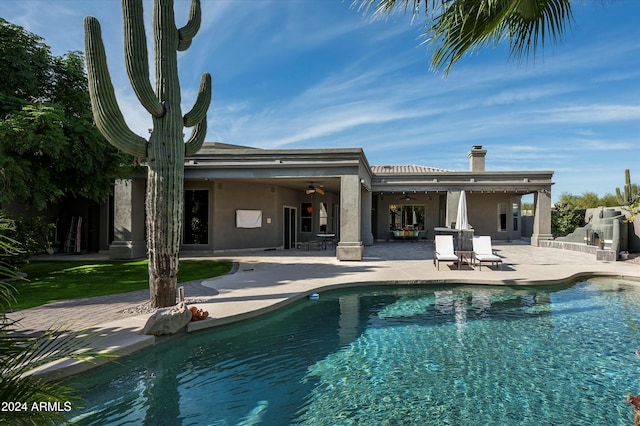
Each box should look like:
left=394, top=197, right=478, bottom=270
left=540, top=240, right=617, bottom=262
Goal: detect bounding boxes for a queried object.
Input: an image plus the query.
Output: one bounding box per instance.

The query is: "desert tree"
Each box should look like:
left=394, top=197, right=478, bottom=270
left=0, top=19, right=131, bottom=210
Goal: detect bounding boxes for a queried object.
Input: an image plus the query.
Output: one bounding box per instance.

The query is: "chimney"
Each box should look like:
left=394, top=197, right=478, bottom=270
left=468, top=145, right=487, bottom=172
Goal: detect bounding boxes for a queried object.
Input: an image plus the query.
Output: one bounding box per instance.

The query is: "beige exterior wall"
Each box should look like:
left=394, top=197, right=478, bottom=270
left=181, top=180, right=341, bottom=252
left=463, top=192, right=522, bottom=241
left=211, top=181, right=280, bottom=250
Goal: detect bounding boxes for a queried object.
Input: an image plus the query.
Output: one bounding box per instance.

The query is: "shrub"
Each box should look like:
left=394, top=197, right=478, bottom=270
left=551, top=204, right=583, bottom=238
left=0, top=212, right=54, bottom=267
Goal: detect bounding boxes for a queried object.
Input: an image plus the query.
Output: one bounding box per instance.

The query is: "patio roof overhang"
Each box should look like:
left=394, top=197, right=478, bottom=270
left=179, top=143, right=554, bottom=196
left=372, top=171, right=554, bottom=195
left=183, top=144, right=371, bottom=193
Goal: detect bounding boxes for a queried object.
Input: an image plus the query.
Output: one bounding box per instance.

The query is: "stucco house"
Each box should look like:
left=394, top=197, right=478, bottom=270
left=109, top=144, right=554, bottom=261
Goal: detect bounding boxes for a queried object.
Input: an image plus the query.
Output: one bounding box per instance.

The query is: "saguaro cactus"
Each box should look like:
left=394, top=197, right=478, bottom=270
left=616, top=169, right=640, bottom=206
left=84, top=0, right=211, bottom=308
left=616, top=169, right=640, bottom=223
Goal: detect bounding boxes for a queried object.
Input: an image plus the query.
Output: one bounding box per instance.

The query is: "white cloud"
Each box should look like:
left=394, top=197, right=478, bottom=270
left=537, top=105, right=640, bottom=123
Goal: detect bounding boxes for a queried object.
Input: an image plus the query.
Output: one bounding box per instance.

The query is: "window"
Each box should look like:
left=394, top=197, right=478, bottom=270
left=301, top=202, right=312, bottom=233
left=319, top=202, right=328, bottom=232
left=184, top=190, right=208, bottom=244
left=498, top=203, right=507, bottom=232
left=389, top=204, right=425, bottom=230
left=512, top=202, right=520, bottom=232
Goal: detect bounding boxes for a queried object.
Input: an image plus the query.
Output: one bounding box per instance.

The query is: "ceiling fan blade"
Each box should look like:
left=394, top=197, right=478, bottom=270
left=315, top=187, right=325, bottom=195
left=305, top=189, right=315, bottom=195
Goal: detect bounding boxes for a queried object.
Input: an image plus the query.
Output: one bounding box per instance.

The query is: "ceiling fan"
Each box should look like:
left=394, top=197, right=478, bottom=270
left=305, top=183, right=325, bottom=195
left=399, top=192, right=416, bottom=201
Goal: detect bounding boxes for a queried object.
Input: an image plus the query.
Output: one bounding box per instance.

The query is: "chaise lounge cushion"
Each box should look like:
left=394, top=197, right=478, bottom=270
left=472, top=236, right=503, bottom=270
left=434, top=235, right=459, bottom=270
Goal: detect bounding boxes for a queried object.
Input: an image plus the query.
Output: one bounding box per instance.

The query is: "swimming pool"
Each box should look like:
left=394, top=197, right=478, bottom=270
left=67, top=278, right=640, bottom=425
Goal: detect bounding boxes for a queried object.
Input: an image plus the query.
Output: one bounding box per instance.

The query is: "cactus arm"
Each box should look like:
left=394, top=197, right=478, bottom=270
left=185, top=119, right=207, bottom=156
left=626, top=169, right=640, bottom=203
left=615, top=187, right=624, bottom=205
left=123, top=0, right=165, bottom=118
left=177, top=0, right=201, bottom=52
left=177, top=38, right=192, bottom=51
left=616, top=169, right=640, bottom=206
left=183, top=73, right=211, bottom=127
left=84, top=16, right=147, bottom=158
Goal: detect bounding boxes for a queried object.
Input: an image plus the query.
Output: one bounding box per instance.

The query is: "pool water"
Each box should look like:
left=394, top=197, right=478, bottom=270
left=67, top=278, right=640, bottom=425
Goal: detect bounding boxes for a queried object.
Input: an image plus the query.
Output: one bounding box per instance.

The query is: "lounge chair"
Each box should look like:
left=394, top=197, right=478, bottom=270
left=472, top=236, right=503, bottom=270
left=434, top=235, right=460, bottom=270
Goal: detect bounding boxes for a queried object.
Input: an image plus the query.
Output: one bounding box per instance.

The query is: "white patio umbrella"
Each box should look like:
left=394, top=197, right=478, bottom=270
left=455, top=190, right=470, bottom=230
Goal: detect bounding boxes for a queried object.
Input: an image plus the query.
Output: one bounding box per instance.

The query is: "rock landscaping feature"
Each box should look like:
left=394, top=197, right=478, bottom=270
left=142, top=302, right=192, bottom=336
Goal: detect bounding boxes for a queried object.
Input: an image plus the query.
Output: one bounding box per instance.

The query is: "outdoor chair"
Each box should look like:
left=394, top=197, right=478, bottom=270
left=472, top=236, right=503, bottom=270
left=434, top=235, right=460, bottom=270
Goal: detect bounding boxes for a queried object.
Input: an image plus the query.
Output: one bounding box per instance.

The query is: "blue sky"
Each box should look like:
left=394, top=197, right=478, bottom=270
left=2, top=0, right=639, bottom=202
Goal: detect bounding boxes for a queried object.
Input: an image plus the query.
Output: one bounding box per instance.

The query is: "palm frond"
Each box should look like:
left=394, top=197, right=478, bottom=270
left=0, top=213, right=26, bottom=287
left=0, top=281, right=17, bottom=313
left=0, top=212, right=112, bottom=423
left=354, top=0, right=440, bottom=23
left=0, top=213, right=24, bottom=315
left=1, top=323, right=115, bottom=424
left=354, top=0, right=574, bottom=73
left=506, top=0, right=573, bottom=60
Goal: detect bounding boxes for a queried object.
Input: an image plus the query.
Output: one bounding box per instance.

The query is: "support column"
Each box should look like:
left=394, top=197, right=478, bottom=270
left=361, top=187, right=374, bottom=246
left=445, top=191, right=460, bottom=228
left=531, top=189, right=553, bottom=246
left=109, top=178, right=147, bottom=259
left=336, top=174, right=363, bottom=260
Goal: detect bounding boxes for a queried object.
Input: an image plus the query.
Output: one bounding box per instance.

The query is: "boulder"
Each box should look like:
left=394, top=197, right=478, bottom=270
left=142, top=302, right=192, bottom=336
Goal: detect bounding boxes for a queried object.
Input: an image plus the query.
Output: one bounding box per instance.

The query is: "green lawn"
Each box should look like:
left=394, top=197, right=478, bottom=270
left=9, top=259, right=232, bottom=310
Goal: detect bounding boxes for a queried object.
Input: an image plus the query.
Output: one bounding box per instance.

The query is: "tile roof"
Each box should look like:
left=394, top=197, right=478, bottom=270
left=371, top=165, right=454, bottom=174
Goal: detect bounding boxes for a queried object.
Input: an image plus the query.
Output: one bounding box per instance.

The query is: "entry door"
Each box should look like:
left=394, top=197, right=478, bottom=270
left=283, top=206, right=297, bottom=249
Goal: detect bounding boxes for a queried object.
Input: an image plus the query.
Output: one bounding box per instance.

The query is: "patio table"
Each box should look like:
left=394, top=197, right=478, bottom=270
left=317, top=233, right=336, bottom=250
left=455, top=250, right=474, bottom=269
